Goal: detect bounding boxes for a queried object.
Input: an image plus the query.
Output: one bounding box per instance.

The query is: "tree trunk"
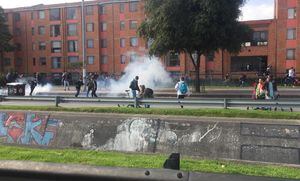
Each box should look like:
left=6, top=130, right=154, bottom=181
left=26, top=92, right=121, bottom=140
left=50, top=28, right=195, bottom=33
left=0, top=51, right=4, bottom=73
left=195, top=65, right=200, bottom=92
left=188, top=52, right=201, bottom=93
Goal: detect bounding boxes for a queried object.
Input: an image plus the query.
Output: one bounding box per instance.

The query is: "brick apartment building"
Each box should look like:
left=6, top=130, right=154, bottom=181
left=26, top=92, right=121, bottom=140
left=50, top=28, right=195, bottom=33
left=1, top=0, right=299, bottom=81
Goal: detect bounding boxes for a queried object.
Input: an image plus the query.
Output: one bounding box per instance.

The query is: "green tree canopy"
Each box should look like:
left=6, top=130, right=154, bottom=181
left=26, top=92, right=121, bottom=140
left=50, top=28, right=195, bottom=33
left=138, top=0, right=252, bottom=92
left=0, top=6, right=14, bottom=73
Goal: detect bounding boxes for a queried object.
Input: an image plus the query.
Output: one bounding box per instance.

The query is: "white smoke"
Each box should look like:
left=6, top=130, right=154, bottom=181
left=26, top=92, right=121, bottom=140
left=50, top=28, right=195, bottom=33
left=99, top=56, right=172, bottom=95
left=25, top=83, right=53, bottom=96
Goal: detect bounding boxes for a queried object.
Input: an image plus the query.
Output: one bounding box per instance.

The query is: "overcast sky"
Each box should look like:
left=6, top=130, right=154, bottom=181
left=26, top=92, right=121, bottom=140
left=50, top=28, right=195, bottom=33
left=0, top=0, right=274, bottom=21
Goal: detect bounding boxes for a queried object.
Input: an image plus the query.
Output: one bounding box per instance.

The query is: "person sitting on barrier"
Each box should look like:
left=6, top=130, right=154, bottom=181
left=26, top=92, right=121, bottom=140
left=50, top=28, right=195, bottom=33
left=265, top=75, right=278, bottom=100
left=138, top=85, right=154, bottom=108
left=254, top=78, right=265, bottom=100
left=175, top=76, right=189, bottom=108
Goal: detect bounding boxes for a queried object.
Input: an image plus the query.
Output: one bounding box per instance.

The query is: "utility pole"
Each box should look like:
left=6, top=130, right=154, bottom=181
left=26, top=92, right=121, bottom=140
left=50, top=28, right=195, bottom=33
left=81, top=0, right=87, bottom=91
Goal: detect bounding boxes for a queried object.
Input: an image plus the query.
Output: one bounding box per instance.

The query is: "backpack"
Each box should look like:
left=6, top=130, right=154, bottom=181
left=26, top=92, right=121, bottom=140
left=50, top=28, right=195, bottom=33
left=179, top=82, right=188, bottom=94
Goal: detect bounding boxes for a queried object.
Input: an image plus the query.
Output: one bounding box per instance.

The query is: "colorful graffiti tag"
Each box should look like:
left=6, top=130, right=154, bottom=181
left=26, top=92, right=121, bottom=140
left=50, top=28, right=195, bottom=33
left=0, top=112, right=59, bottom=146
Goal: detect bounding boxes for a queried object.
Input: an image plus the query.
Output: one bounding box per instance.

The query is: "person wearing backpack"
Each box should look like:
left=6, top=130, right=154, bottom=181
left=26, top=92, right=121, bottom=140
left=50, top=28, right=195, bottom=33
left=129, top=76, right=140, bottom=98
left=175, top=77, right=189, bottom=108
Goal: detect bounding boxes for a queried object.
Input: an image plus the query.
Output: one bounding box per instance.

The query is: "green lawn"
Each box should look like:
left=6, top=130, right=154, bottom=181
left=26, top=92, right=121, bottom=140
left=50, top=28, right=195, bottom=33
left=0, top=145, right=299, bottom=179
left=0, top=105, right=300, bottom=120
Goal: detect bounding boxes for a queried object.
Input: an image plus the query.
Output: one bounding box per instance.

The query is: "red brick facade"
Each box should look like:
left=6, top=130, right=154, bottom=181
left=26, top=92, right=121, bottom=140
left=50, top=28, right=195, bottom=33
left=1, top=0, right=298, bottom=79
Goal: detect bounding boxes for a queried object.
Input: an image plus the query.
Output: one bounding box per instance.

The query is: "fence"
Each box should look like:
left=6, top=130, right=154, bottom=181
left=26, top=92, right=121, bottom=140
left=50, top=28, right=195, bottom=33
left=1, top=96, right=300, bottom=109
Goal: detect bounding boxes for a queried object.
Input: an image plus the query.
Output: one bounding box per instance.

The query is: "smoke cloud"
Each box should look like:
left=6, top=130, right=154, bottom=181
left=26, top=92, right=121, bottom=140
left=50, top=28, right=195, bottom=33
left=99, top=56, right=172, bottom=95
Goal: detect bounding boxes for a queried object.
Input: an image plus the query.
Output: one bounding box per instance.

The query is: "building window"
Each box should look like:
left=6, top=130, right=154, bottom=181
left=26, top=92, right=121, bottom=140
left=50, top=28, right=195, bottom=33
left=120, top=55, right=126, bottom=64
left=4, top=58, right=11, bottom=66
left=14, top=28, right=21, bottom=36
left=31, top=27, right=35, bottom=35
left=13, top=13, right=20, bottom=21
left=287, top=49, right=296, bottom=60
left=167, top=52, right=180, bottom=66
left=287, top=28, right=296, bottom=40
left=86, top=6, right=93, bottom=15
left=120, top=38, right=126, bottom=47
left=39, top=42, right=46, bottom=50
left=50, top=8, right=61, bottom=20
left=130, top=37, right=138, bottom=47
left=50, top=25, right=61, bottom=37
left=68, top=56, right=79, bottom=63
left=101, top=55, right=108, bottom=64
left=288, top=8, right=296, bottom=19
left=99, top=5, right=106, bottom=14
left=129, top=2, right=138, bottom=12
left=87, top=56, right=95, bottom=64
left=120, top=21, right=125, bottom=30
left=120, top=3, right=125, bottom=13
left=130, top=53, right=138, bottom=62
left=32, top=58, right=36, bottom=66
left=87, top=39, right=94, bottom=48
left=206, top=52, right=214, bottom=62
left=67, top=7, right=77, bottom=19
left=16, top=43, right=22, bottom=51
left=32, top=43, right=36, bottom=50
left=38, top=10, right=45, bottom=19
left=16, top=58, right=22, bottom=67
left=38, top=26, right=45, bottom=35
left=129, top=20, right=138, bottom=29
left=68, top=40, right=78, bottom=52
left=100, top=22, right=107, bottom=32
left=39, top=57, right=47, bottom=66
left=51, top=57, right=62, bottom=69
left=51, top=41, right=62, bottom=53
left=67, top=24, right=77, bottom=36
left=251, top=31, right=268, bottom=46
left=87, top=23, right=94, bottom=32
left=101, top=39, right=107, bottom=48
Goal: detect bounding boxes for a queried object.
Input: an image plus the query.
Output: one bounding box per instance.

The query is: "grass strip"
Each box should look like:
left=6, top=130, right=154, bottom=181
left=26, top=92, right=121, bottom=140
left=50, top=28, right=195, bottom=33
left=0, top=105, right=300, bottom=120
left=0, top=145, right=299, bottom=179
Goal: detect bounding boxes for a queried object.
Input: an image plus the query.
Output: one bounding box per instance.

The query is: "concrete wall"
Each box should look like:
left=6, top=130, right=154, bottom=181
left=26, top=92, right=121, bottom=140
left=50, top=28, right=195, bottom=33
left=0, top=111, right=299, bottom=164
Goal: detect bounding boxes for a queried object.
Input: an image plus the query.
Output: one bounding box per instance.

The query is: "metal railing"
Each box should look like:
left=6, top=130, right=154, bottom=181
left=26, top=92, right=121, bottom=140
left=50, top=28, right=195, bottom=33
left=1, top=95, right=300, bottom=109
left=0, top=160, right=295, bottom=181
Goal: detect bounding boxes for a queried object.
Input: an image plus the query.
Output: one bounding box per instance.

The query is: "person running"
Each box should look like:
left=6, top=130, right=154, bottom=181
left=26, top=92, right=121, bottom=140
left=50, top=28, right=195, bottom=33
left=175, top=76, right=189, bottom=108
left=129, top=76, right=140, bottom=98
left=75, top=76, right=84, bottom=97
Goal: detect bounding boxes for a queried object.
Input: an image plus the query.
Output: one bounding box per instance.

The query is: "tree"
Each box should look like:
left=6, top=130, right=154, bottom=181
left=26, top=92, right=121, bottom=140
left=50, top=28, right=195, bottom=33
left=0, top=6, right=14, bottom=73
left=138, top=0, right=252, bottom=92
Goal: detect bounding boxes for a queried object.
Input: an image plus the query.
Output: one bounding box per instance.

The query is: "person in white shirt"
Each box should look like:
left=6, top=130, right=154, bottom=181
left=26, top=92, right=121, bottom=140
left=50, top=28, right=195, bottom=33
left=175, top=77, right=189, bottom=108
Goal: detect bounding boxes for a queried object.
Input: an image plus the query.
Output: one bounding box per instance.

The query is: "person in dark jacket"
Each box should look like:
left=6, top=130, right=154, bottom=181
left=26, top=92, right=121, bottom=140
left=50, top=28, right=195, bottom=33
left=265, top=75, right=278, bottom=100
left=129, top=76, right=140, bottom=98
left=29, top=78, right=37, bottom=96
left=75, top=76, right=84, bottom=97
left=91, top=77, right=98, bottom=98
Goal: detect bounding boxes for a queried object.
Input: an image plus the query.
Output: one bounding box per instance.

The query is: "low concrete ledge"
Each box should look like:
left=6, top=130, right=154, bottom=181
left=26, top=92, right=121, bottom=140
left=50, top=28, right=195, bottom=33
left=0, top=111, right=299, bottom=165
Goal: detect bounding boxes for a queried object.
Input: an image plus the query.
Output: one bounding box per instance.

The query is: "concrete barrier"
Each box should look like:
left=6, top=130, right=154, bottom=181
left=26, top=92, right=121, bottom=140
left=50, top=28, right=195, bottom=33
left=0, top=110, right=299, bottom=164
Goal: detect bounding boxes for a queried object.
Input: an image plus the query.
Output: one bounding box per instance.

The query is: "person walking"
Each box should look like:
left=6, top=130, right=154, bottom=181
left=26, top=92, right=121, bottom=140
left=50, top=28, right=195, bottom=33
left=175, top=76, right=189, bottom=108
left=75, top=76, right=84, bottom=97
left=265, top=75, right=278, bottom=100
left=91, top=77, right=98, bottom=98
left=129, top=76, right=140, bottom=98
left=29, top=77, right=37, bottom=96
left=62, top=72, right=70, bottom=91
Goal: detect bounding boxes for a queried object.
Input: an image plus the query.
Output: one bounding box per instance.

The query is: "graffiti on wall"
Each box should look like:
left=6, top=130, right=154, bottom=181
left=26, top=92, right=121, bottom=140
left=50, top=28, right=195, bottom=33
left=0, top=112, right=59, bottom=146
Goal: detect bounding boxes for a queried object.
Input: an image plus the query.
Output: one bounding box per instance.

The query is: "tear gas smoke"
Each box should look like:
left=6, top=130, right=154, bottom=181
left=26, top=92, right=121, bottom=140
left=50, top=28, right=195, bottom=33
left=98, top=56, right=172, bottom=95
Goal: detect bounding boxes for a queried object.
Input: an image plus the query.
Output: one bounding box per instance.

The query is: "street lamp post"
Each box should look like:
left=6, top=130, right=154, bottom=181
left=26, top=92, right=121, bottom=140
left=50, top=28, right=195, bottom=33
left=81, top=0, right=87, bottom=90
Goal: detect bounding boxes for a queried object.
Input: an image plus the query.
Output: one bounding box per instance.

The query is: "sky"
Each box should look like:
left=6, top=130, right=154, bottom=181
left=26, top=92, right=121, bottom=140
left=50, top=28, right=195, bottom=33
left=0, top=0, right=274, bottom=21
